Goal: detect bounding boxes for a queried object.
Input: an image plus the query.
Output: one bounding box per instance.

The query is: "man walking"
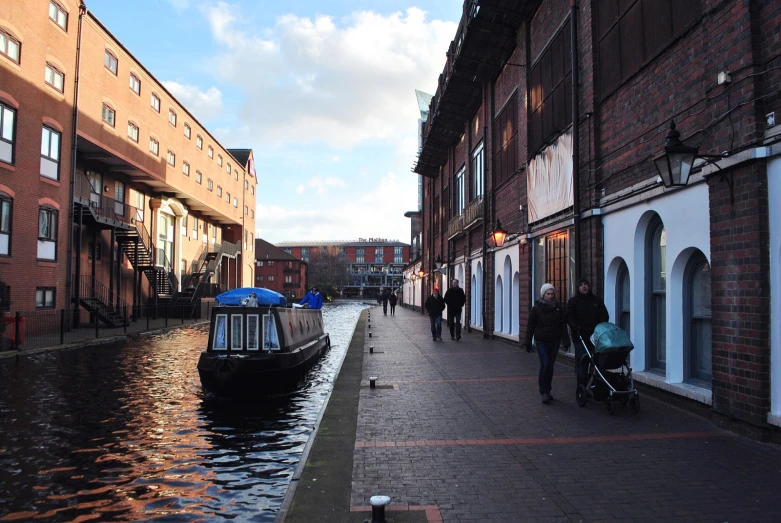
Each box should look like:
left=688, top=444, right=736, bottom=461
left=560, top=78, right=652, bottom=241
left=444, top=279, right=466, bottom=340
left=389, top=291, right=398, bottom=315
left=425, top=286, right=446, bottom=341
left=566, top=278, right=609, bottom=389
left=381, top=288, right=390, bottom=315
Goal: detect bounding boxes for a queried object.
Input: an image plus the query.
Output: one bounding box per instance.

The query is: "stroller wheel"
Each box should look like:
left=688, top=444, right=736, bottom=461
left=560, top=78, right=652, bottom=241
left=630, top=396, right=640, bottom=414
left=576, top=385, right=588, bottom=407
left=605, top=400, right=615, bottom=415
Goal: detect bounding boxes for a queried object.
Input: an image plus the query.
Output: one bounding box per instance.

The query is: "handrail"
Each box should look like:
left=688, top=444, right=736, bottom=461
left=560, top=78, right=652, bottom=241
left=75, top=174, right=140, bottom=229
left=81, top=274, right=129, bottom=313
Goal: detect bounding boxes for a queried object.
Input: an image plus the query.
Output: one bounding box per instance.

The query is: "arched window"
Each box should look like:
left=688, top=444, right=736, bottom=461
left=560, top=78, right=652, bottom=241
left=494, top=275, right=503, bottom=332
left=645, top=217, right=666, bottom=371
left=685, top=253, right=712, bottom=384
left=616, top=261, right=630, bottom=337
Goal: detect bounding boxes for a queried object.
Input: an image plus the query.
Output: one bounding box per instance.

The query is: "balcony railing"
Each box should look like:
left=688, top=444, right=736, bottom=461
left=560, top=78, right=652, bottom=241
left=447, top=213, right=464, bottom=240
left=75, top=174, right=140, bottom=229
left=464, top=196, right=484, bottom=229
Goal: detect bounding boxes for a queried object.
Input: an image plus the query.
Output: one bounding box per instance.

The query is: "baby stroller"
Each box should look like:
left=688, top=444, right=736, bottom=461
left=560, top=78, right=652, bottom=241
left=575, top=322, right=639, bottom=415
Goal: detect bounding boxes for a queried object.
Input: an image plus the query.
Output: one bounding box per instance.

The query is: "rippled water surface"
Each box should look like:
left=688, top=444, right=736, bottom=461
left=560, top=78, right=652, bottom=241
left=0, top=301, right=367, bottom=522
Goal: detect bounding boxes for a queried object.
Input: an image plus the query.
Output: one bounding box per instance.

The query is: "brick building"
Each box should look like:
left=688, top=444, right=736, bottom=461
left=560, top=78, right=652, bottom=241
left=254, top=238, right=307, bottom=302
left=415, top=0, right=781, bottom=438
left=276, top=240, right=410, bottom=298
left=0, top=1, right=256, bottom=320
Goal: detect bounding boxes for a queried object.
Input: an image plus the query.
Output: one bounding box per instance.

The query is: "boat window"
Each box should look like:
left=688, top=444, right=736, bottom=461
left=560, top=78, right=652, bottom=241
left=213, top=314, right=227, bottom=350
left=231, top=315, right=243, bottom=349
left=264, top=313, right=280, bottom=351
left=247, top=314, right=259, bottom=351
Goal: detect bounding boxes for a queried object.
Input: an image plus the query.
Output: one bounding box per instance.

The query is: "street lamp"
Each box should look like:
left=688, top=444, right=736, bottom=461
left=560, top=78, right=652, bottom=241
left=653, top=120, right=698, bottom=188
left=434, top=255, right=443, bottom=269
left=488, top=219, right=510, bottom=248
left=418, top=268, right=425, bottom=278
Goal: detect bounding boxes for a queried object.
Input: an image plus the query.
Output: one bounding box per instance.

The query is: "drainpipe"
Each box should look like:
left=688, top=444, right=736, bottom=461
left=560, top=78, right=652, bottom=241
left=571, top=0, right=582, bottom=280
left=482, top=81, right=493, bottom=338
left=65, top=2, right=87, bottom=316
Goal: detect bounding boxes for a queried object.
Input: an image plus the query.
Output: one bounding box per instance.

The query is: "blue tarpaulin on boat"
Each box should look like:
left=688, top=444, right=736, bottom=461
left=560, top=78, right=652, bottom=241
left=215, top=287, right=287, bottom=307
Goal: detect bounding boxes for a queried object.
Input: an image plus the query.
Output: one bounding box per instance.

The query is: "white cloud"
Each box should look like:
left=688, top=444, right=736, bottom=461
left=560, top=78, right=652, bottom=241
left=162, top=81, right=224, bottom=122
left=166, top=0, right=190, bottom=11
left=307, top=175, right=347, bottom=196
left=296, top=184, right=305, bottom=194
left=202, top=3, right=455, bottom=149
left=332, top=156, right=340, bottom=162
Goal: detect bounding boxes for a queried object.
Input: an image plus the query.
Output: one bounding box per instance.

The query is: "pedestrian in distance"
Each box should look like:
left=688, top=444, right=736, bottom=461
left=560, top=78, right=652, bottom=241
left=299, top=286, right=323, bottom=310
left=381, top=288, right=390, bottom=315
left=443, top=279, right=466, bottom=340
left=389, top=291, right=398, bottom=316
left=523, top=283, right=570, bottom=404
left=425, top=286, right=446, bottom=341
left=566, top=277, right=609, bottom=389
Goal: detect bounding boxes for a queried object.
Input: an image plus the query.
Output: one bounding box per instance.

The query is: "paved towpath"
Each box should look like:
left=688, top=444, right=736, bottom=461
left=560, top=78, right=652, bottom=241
left=283, top=305, right=781, bottom=523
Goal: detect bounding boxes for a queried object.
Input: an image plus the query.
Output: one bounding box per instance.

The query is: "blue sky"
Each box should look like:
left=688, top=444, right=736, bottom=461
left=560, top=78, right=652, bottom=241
left=85, top=0, right=460, bottom=244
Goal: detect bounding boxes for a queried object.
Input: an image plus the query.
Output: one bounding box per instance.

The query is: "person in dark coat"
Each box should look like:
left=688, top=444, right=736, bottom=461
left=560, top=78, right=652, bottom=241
left=566, top=277, right=609, bottom=388
left=424, top=286, right=446, bottom=341
left=388, top=291, right=398, bottom=315
left=381, top=288, right=390, bottom=315
left=443, top=279, right=466, bottom=340
left=523, top=283, right=570, bottom=404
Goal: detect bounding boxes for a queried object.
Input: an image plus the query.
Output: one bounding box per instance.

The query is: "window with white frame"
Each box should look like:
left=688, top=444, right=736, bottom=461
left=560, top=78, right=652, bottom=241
left=268, top=275, right=275, bottom=282
left=0, top=30, right=20, bottom=64
left=45, top=63, right=65, bottom=92
left=38, top=207, right=58, bottom=260
left=454, top=165, right=465, bottom=215
left=195, top=170, right=202, bottom=184
left=104, top=50, right=118, bottom=75
left=168, top=109, right=177, bottom=127
left=0, top=103, right=14, bottom=164
left=182, top=161, right=190, bottom=176
left=196, top=135, right=203, bottom=149
left=101, top=103, right=116, bottom=127
left=217, top=186, right=222, bottom=197
left=129, top=73, right=140, bottom=95
left=151, top=93, right=160, bottom=112
left=208, top=146, right=213, bottom=159
left=226, top=162, right=231, bottom=174
left=394, top=246, right=402, bottom=263
left=135, top=191, right=144, bottom=222
left=36, top=287, right=56, bottom=309
left=40, top=126, right=61, bottom=180
left=472, top=142, right=484, bottom=199
left=225, top=191, right=230, bottom=203
left=646, top=217, right=666, bottom=371
left=184, top=123, right=191, bottom=139
left=192, top=216, right=198, bottom=239
left=127, top=121, right=139, bottom=142
left=207, top=179, right=213, bottom=191
left=0, top=195, right=11, bottom=256
left=167, top=150, right=175, bottom=166
left=217, top=155, right=223, bottom=167
left=356, top=247, right=364, bottom=263
left=114, top=181, right=125, bottom=217
left=48, top=1, right=68, bottom=30
left=149, top=137, right=159, bottom=156
left=233, top=197, right=238, bottom=207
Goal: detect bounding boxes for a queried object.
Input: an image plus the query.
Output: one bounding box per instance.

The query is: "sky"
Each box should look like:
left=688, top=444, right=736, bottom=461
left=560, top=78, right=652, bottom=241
left=85, top=0, right=461, bottom=244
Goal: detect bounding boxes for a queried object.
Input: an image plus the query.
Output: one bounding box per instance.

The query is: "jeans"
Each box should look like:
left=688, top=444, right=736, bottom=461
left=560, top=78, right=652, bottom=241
left=383, top=302, right=388, bottom=314
left=390, top=304, right=396, bottom=315
left=448, top=311, right=462, bottom=338
left=429, top=316, right=442, bottom=340
left=536, top=341, right=559, bottom=394
left=573, top=337, right=593, bottom=387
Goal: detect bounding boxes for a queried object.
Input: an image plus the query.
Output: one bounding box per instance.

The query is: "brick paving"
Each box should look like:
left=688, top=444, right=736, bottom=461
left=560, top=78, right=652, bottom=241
left=349, top=305, right=781, bottom=523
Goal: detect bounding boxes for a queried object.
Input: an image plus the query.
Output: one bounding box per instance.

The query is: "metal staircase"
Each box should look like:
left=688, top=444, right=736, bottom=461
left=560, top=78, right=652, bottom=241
left=116, top=222, right=178, bottom=299
left=78, top=276, right=128, bottom=327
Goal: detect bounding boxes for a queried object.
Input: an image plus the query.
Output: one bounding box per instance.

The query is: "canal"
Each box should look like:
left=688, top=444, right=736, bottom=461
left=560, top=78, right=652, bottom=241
left=0, top=301, right=368, bottom=522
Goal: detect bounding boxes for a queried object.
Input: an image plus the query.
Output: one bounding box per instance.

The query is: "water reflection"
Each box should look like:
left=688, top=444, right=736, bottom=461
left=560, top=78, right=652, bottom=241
left=0, top=301, right=366, bottom=522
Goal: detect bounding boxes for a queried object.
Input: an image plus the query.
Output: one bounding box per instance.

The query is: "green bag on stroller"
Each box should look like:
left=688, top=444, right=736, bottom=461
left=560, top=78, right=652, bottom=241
left=590, top=322, right=634, bottom=353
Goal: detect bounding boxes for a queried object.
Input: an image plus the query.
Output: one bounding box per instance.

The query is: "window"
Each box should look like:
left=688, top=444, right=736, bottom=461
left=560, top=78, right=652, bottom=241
left=217, top=186, right=222, bottom=197
left=127, top=121, right=139, bottom=142
left=375, top=247, right=383, bottom=261
left=195, top=170, right=202, bottom=184
left=244, top=205, right=248, bottom=215
left=268, top=261, right=275, bottom=267
left=49, top=1, right=68, bottom=30
left=45, top=63, right=65, bottom=92
left=212, top=225, right=216, bottom=238
left=250, top=186, right=254, bottom=195
left=233, top=197, right=238, bottom=207
left=226, top=163, right=231, bottom=174
left=167, top=150, right=175, bottom=166
left=37, top=207, right=58, bottom=260
left=114, top=181, right=125, bottom=216
left=151, top=93, right=160, bottom=112
left=104, top=50, right=118, bottom=75
left=0, top=195, right=11, bottom=256
left=226, top=191, right=230, bottom=203
left=207, top=179, right=213, bottom=191
left=182, top=161, right=190, bottom=176
left=217, top=155, right=223, bottom=167
left=87, top=240, right=101, bottom=260
left=168, top=109, right=177, bottom=127
left=250, top=210, right=254, bottom=218
left=184, top=123, right=191, bottom=139
left=257, top=275, right=264, bottom=282
left=129, top=73, right=140, bottom=94
left=529, top=21, right=572, bottom=155
left=268, top=275, right=275, bottom=282
left=250, top=233, right=253, bottom=247
left=493, top=92, right=518, bottom=187
left=196, top=135, right=203, bottom=149
left=454, top=166, right=465, bottom=216
left=597, top=0, right=700, bottom=97
left=394, top=246, right=402, bottom=264
left=135, top=191, right=144, bottom=222
left=40, top=126, right=61, bottom=180
left=616, top=261, right=630, bottom=337
left=356, top=247, right=364, bottom=264
left=192, top=216, right=198, bottom=239
left=149, top=137, right=159, bottom=156
left=686, top=253, right=712, bottom=384
left=471, top=142, right=484, bottom=199
left=101, top=103, right=116, bottom=127
left=646, top=217, right=666, bottom=371
left=0, top=30, right=20, bottom=64
left=285, top=275, right=292, bottom=283
left=244, top=179, right=249, bottom=190
left=208, top=146, right=213, bottom=159
left=35, top=288, right=55, bottom=309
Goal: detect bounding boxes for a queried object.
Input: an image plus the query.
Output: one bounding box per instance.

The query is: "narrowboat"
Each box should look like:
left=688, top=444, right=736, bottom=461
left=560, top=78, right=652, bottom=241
left=197, top=288, right=330, bottom=395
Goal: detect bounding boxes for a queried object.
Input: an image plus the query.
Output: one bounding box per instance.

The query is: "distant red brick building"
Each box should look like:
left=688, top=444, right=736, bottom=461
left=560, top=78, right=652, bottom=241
left=254, top=239, right=307, bottom=302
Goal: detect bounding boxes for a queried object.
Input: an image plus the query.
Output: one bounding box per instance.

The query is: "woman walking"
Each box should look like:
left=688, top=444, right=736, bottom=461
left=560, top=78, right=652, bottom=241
left=523, top=283, right=571, bottom=404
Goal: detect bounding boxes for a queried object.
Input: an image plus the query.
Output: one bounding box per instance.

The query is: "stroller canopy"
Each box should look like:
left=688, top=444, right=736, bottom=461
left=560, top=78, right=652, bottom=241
left=591, top=322, right=634, bottom=353
left=215, top=287, right=287, bottom=307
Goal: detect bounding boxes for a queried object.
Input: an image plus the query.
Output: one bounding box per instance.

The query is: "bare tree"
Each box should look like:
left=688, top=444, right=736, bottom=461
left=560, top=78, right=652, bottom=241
left=307, top=246, right=348, bottom=293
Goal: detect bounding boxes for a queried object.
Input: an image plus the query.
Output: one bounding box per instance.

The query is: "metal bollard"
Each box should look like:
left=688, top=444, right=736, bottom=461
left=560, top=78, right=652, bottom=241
left=370, top=495, right=391, bottom=522
left=369, top=376, right=378, bottom=389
